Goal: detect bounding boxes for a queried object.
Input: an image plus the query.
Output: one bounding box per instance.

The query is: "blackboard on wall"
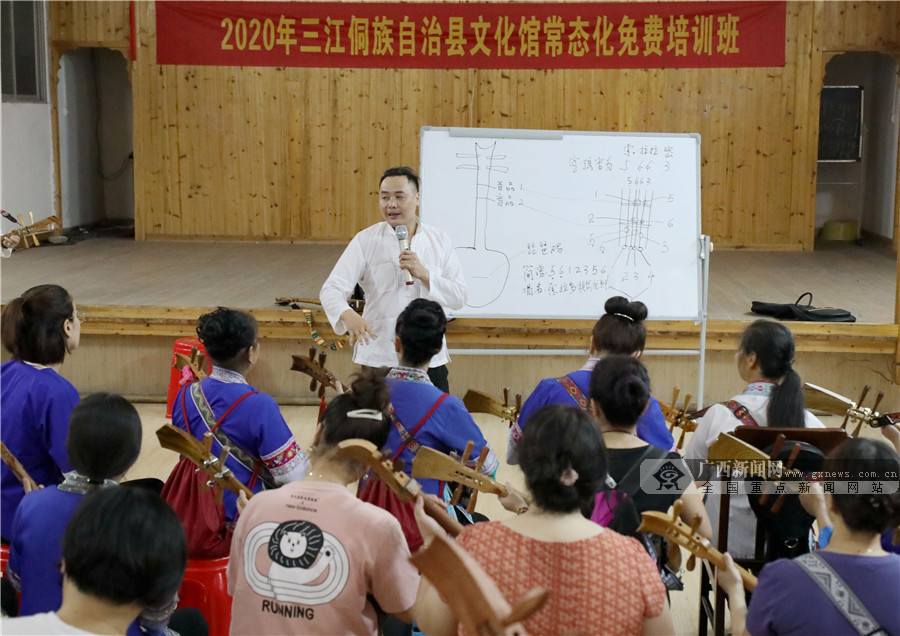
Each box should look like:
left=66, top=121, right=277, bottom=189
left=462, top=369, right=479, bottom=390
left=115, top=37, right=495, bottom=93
left=818, top=86, right=863, bottom=162
left=419, top=127, right=702, bottom=321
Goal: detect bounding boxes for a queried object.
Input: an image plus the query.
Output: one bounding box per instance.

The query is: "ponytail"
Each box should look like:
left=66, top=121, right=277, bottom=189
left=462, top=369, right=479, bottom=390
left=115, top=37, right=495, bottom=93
left=768, top=366, right=806, bottom=429
left=740, top=320, right=806, bottom=429
left=1, top=296, right=26, bottom=355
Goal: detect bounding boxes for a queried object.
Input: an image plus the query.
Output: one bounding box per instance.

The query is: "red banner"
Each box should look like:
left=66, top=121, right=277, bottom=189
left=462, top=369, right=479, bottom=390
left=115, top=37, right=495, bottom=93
left=156, top=2, right=785, bottom=69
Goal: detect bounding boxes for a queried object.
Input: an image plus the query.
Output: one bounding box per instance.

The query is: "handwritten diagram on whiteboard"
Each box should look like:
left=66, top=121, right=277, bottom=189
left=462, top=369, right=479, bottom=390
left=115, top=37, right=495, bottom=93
left=420, top=128, right=701, bottom=320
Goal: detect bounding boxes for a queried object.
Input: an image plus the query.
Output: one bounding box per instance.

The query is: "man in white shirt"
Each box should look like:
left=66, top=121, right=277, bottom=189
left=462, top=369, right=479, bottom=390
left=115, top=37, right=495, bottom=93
left=319, top=167, right=467, bottom=391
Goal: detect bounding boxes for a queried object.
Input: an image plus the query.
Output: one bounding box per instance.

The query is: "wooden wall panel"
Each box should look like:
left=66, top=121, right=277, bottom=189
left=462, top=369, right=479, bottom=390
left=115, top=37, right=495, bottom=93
left=49, top=1, right=900, bottom=249
left=49, top=1, right=130, bottom=47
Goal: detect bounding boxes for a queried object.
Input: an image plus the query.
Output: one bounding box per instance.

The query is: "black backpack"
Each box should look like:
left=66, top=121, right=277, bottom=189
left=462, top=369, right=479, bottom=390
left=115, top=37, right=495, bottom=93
left=586, top=446, right=684, bottom=590
left=747, top=440, right=826, bottom=560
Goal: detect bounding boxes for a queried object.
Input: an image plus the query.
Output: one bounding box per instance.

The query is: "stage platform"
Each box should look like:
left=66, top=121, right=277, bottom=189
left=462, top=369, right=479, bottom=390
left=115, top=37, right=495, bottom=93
left=1, top=235, right=897, bottom=410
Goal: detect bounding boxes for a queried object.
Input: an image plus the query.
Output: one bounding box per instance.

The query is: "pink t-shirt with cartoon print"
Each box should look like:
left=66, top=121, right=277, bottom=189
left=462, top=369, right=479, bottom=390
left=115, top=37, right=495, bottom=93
left=228, top=481, right=419, bottom=635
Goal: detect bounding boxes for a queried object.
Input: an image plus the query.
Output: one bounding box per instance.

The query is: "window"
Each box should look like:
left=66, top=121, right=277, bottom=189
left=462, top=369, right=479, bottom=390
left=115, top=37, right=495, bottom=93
left=1, top=1, right=46, bottom=102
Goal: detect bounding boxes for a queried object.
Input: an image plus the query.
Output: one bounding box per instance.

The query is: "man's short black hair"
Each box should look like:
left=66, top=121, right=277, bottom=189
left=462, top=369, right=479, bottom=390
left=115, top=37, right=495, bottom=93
left=63, top=487, right=186, bottom=608
left=380, top=166, right=419, bottom=192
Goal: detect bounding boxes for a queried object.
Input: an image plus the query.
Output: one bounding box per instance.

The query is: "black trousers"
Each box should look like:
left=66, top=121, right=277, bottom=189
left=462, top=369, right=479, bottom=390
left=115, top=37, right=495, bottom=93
left=427, top=364, right=449, bottom=392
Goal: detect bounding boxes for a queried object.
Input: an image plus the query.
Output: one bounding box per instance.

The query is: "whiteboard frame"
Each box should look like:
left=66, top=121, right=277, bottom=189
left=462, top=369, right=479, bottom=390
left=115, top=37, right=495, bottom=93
left=421, top=126, right=709, bottom=406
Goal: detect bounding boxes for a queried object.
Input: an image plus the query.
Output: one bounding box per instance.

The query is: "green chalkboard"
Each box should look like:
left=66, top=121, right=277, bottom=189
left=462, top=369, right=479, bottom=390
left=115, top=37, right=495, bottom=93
left=818, top=86, right=863, bottom=162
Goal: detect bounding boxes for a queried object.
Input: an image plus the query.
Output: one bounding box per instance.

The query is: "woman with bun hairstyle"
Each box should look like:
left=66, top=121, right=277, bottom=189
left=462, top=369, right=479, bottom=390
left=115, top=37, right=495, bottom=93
left=1, top=284, right=82, bottom=540
left=589, top=354, right=711, bottom=539
left=718, top=438, right=900, bottom=636
left=684, top=319, right=823, bottom=556
left=375, top=299, right=497, bottom=544
left=228, top=371, right=422, bottom=636
left=172, top=307, right=308, bottom=522
left=509, top=296, right=673, bottom=464
left=414, top=404, right=674, bottom=636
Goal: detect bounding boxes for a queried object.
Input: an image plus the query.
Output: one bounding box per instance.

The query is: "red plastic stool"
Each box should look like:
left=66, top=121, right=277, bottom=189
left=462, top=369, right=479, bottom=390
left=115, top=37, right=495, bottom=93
left=177, top=557, right=232, bottom=636
left=1, top=543, right=9, bottom=577
left=166, top=337, right=208, bottom=418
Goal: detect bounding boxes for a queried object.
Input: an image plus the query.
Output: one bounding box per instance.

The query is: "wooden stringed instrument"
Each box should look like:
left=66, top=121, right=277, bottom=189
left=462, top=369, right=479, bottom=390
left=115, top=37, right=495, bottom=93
left=332, top=439, right=464, bottom=537
left=291, top=346, right=345, bottom=396
left=463, top=388, right=522, bottom=427
left=1, top=441, right=39, bottom=492
left=156, top=423, right=253, bottom=499
left=803, top=382, right=896, bottom=436
left=638, top=500, right=758, bottom=592
left=412, top=444, right=510, bottom=515
left=0, top=212, right=62, bottom=249
left=412, top=533, right=549, bottom=635
left=275, top=296, right=364, bottom=313
left=658, top=387, right=698, bottom=448
left=172, top=345, right=209, bottom=382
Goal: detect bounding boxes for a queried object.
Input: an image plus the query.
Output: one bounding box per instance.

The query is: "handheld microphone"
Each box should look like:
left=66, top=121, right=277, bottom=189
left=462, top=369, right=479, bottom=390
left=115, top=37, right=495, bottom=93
left=395, top=225, right=414, bottom=285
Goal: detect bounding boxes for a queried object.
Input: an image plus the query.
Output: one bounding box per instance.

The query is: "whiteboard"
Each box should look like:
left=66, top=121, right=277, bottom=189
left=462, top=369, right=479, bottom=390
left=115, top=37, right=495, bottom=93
left=419, top=127, right=702, bottom=320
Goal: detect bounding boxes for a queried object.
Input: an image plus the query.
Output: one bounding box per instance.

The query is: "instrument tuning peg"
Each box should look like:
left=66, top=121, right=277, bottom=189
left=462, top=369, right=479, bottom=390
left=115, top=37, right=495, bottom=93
left=392, top=458, right=406, bottom=472
left=318, top=352, right=327, bottom=366
left=871, top=390, right=885, bottom=415
left=202, top=431, right=214, bottom=455
left=857, top=385, right=871, bottom=409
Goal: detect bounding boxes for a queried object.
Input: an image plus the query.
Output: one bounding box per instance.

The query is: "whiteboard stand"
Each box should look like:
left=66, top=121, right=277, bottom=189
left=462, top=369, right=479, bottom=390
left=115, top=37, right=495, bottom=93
left=696, top=234, right=711, bottom=408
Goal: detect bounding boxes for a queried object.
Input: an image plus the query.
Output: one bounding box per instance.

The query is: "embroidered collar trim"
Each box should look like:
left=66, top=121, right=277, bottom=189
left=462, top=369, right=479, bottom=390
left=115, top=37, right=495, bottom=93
left=58, top=471, right=117, bottom=495
left=580, top=356, right=602, bottom=372
left=388, top=366, right=433, bottom=384
left=210, top=366, right=248, bottom=384
left=741, top=381, right=777, bottom=396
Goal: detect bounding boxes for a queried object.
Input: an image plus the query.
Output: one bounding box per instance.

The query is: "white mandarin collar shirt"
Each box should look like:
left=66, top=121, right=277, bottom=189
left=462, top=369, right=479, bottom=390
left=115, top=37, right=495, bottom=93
left=320, top=221, right=467, bottom=368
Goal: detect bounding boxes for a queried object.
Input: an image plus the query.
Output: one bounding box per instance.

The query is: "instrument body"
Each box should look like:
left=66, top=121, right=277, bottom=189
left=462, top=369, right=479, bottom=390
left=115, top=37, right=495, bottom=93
left=156, top=423, right=253, bottom=499
left=291, top=346, right=345, bottom=395
left=638, top=504, right=758, bottom=592
left=658, top=388, right=698, bottom=448
left=0, top=441, right=39, bottom=492
left=333, top=439, right=464, bottom=537
left=172, top=346, right=209, bottom=382
left=412, top=533, right=548, bottom=635
left=463, top=389, right=521, bottom=427
left=1, top=214, right=62, bottom=249
left=803, top=382, right=895, bottom=436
